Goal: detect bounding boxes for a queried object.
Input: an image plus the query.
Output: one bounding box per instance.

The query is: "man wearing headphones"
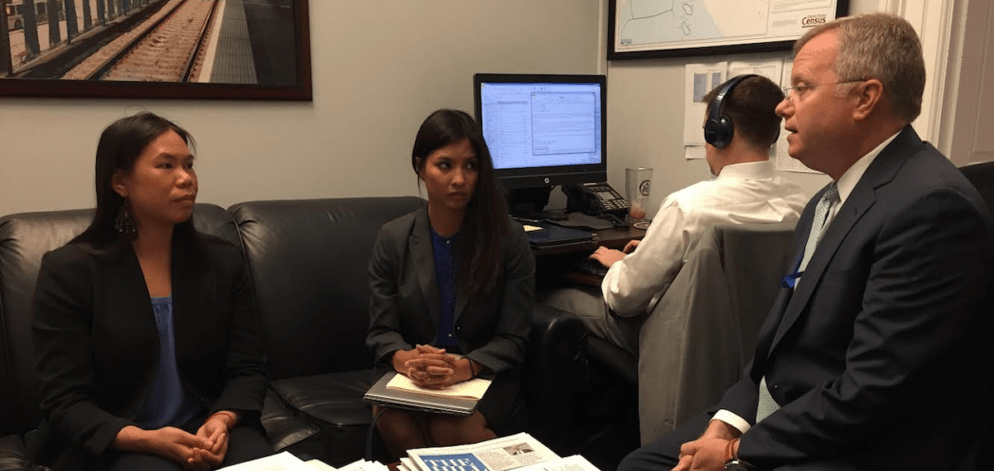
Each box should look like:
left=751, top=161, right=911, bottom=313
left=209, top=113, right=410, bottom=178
left=540, top=74, right=807, bottom=356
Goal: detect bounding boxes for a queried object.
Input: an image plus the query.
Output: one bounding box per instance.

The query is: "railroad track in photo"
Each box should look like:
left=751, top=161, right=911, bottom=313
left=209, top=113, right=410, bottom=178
left=62, top=0, right=219, bottom=82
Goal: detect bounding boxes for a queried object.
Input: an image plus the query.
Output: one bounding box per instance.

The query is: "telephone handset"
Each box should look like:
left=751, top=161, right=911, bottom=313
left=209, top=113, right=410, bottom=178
left=563, top=182, right=630, bottom=217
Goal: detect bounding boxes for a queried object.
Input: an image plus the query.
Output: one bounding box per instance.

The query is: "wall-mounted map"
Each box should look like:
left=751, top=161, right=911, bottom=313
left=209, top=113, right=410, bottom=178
left=609, top=0, right=848, bottom=60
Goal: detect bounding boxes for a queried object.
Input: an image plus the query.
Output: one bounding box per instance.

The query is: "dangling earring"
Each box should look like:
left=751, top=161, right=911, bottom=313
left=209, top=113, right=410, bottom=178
left=115, top=204, right=138, bottom=240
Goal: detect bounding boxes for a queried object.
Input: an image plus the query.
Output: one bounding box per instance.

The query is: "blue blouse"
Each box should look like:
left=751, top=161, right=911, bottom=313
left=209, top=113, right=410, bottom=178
left=430, top=229, right=459, bottom=347
left=134, top=296, right=200, bottom=429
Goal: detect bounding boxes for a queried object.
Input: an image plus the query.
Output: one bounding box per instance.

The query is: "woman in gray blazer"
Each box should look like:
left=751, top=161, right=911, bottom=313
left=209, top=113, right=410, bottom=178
left=31, top=113, right=269, bottom=471
left=366, top=109, right=535, bottom=456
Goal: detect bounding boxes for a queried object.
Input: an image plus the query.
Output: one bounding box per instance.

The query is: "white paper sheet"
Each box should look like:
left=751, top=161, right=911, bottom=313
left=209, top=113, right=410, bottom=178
left=306, top=459, right=338, bottom=471
left=685, top=145, right=707, bottom=161
left=684, top=62, right=728, bottom=146
left=727, top=58, right=783, bottom=85
left=407, top=432, right=559, bottom=471
left=513, top=455, right=601, bottom=471
left=386, top=371, right=492, bottom=400
left=337, top=459, right=389, bottom=471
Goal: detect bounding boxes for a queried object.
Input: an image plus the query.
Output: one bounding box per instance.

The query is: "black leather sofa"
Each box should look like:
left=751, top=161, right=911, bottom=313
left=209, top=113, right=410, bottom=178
left=0, top=197, right=588, bottom=469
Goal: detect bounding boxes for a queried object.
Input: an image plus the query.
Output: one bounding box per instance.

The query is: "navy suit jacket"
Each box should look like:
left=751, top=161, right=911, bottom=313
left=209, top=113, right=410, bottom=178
left=719, top=127, right=994, bottom=470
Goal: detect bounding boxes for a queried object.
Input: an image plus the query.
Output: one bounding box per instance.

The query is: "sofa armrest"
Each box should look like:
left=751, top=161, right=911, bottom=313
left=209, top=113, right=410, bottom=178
left=523, top=303, right=589, bottom=452
left=261, top=389, right=320, bottom=452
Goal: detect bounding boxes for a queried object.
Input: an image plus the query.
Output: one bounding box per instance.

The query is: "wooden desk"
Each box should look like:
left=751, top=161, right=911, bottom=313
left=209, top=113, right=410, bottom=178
left=533, top=226, right=646, bottom=287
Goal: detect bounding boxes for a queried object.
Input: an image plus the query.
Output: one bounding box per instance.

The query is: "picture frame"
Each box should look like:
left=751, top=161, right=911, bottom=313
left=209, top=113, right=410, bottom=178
left=0, top=0, right=312, bottom=100
left=608, top=0, right=849, bottom=61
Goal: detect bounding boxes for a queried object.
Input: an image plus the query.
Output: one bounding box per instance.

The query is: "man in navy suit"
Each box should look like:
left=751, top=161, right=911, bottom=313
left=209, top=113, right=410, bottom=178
left=619, top=13, right=994, bottom=471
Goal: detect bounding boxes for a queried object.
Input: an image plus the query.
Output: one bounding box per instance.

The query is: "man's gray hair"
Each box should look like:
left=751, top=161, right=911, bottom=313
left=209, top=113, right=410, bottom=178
left=795, top=13, right=926, bottom=123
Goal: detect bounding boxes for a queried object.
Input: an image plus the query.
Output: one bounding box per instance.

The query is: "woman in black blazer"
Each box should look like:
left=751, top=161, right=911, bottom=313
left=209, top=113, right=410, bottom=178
left=366, top=109, right=535, bottom=456
left=31, top=113, right=270, bottom=471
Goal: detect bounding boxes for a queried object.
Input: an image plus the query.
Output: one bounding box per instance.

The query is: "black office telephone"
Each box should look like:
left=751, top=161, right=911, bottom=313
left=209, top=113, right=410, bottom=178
left=563, top=182, right=630, bottom=218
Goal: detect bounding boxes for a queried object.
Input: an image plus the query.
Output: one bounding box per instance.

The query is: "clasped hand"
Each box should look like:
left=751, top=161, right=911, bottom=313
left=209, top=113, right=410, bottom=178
left=395, top=344, right=470, bottom=389
left=113, top=413, right=232, bottom=471
left=157, top=414, right=230, bottom=471
left=190, top=414, right=230, bottom=469
left=671, top=420, right=739, bottom=471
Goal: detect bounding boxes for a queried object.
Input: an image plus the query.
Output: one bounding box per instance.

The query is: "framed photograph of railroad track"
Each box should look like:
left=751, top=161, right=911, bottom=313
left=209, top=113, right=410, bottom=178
left=0, top=0, right=312, bottom=100
left=608, top=0, right=849, bottom=60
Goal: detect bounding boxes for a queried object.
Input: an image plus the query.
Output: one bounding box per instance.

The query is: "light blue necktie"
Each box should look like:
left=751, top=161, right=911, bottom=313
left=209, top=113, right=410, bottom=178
left=799, top=183, right=840, bottom=274
left=757, top=183, right=839, bottom=423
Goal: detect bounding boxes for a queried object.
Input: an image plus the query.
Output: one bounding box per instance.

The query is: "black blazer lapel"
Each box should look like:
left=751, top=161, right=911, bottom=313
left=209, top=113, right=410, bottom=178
left=97, top=243, right=159, bottom=418
left=767, top=126, right=922, bottom=357
left=104, top=243, right=158, bottom=341
left=411, top=209, right=441, bottom=325
left=170, top=242, right=200, bottom=360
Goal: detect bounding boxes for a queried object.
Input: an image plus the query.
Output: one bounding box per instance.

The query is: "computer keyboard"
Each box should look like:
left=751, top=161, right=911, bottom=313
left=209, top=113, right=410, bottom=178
left=563, top=255, right=609, bottom=277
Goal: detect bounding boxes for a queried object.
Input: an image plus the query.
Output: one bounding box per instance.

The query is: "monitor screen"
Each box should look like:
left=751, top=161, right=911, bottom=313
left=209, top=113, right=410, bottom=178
left=474, top=74, right=607, bottom=190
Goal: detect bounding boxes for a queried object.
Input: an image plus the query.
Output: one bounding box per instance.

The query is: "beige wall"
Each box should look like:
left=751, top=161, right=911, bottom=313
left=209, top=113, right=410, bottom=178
left=0, top=1, right=602, bottom=216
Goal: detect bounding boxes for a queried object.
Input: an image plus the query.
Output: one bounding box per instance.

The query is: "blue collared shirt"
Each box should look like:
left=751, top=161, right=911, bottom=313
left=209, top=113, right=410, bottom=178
left=430, top=229, right=459, bottom=347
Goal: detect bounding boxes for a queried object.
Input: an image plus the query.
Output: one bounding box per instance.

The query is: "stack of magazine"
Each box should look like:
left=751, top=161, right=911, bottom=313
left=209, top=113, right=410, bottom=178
left=219, top=433, right=598, bottom=471
left=399, top=432, right=599, bottom=471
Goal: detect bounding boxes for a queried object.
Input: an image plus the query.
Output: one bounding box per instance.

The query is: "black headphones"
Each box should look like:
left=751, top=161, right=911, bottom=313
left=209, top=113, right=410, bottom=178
left=704, top=74, right=757, bottom=149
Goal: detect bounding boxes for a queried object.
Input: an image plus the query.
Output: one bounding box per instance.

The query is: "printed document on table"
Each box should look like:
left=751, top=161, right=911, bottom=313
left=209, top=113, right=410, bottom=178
left=307, top=460, right=338, bottom=471
left=407, top=432, right=559, bottom=471
left=513, top=455, right=600, bottom=471
left=337, top=459, right=389, bottom=471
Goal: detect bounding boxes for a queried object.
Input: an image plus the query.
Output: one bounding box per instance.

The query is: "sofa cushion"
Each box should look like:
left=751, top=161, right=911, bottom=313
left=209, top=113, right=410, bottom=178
left=270, top=370, right=373, bottom=428
left=229, top=197, right=424, bottom=379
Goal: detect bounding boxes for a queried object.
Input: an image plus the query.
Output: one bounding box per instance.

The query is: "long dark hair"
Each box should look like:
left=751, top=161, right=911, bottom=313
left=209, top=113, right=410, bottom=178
left=412, top=109, right=509, bottom=296
left=72, top=112, right=201, bottom=252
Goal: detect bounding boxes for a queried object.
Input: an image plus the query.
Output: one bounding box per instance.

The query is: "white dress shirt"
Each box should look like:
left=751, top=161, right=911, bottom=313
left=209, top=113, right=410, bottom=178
left=712, top=131, right=901, bottom=434
left=601, top=161, right=808, bottom=316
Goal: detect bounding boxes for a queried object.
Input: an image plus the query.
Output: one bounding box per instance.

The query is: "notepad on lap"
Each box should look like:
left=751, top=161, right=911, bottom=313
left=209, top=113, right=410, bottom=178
left=386, top=371, right=492, bottom=400
left=363, top=371, right=481, bottom=415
